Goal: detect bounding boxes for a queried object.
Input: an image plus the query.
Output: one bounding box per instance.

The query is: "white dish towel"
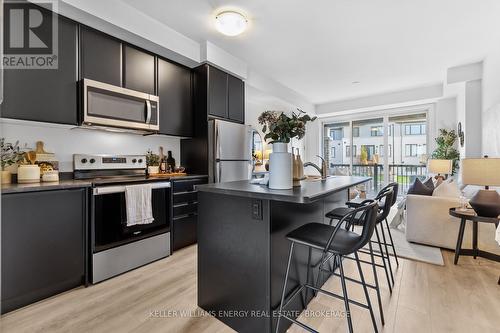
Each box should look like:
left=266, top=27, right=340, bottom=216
left=125, top=184, right=155, bottom=227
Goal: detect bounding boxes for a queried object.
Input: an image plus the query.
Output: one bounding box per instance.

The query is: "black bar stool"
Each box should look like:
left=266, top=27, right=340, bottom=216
left=347, top=183, right=399, bottom=268
left=275, top=201, right=380, bottom=333
left=326, top=186, right=397, bottom=289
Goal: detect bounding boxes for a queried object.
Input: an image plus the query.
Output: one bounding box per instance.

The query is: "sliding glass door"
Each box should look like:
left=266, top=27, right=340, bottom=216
left=323, top=112, right=428, bottom=195
left=387, top=113, right=428, bottom=193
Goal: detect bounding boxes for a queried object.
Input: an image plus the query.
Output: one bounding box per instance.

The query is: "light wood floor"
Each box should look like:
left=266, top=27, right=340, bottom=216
left=1, top=246, right=499, bottom=333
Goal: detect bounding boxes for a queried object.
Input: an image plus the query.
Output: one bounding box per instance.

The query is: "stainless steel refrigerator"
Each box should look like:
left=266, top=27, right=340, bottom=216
left=208, top=119, right=252, bottom=183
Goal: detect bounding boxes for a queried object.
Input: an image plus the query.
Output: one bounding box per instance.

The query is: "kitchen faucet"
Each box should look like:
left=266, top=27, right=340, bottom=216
left=304, top=155, right=328, bottom=180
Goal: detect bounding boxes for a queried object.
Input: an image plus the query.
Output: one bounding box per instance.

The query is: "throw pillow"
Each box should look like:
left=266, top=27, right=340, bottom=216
left=423, top=177, right=435, bottom=191
left=432, top=179, right=461, bottom=198
left=407, top=178, right=434, bottom=196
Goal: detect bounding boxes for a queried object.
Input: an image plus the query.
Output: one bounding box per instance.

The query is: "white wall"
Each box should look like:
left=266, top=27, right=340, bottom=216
left=481, top=44, right=500, bottom=157
left=480, top=0, right=500, bottom=156
left=435, top=97, right=457, bottom=131
left=0, top=120, right=180, bottom=172
left=465, top=80, right=482, bottom=157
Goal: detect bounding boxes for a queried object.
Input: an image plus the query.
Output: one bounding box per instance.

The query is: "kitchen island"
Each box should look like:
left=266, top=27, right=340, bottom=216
left=196, top=176, right=371, bottom=333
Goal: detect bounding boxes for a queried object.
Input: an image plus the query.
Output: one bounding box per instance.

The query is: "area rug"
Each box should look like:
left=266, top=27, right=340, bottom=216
left=357, top=207, right=444, bottom=266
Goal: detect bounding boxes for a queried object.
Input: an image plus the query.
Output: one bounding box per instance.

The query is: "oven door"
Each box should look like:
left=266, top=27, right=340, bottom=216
left=83, top=78, right=159, bottom=131
left=92, top=182, right=170, bottom=253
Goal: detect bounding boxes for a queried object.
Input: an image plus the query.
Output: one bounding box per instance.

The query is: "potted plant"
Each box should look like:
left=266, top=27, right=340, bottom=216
left=258, top=109, right=316, bottom=189
left=0, top=139, right=23, bottom=184
left=146, top=150, right=160, bottom=175
left=431, top=128, right=460, bottom=174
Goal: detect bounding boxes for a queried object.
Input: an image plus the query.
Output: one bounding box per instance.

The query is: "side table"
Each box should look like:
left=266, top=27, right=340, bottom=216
left=449, top=207, right=500, bottom=265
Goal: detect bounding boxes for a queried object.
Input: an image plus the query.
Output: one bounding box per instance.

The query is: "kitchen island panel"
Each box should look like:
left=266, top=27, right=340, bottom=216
left=198, top=192, right=271, bottom=333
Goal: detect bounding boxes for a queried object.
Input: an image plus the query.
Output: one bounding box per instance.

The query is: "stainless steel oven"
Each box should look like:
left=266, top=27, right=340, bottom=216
left=82, top=78, right=159, bottom=132
left=74, top=154, right=171, bottom=283
left=91, top=181, right=171, bottom=283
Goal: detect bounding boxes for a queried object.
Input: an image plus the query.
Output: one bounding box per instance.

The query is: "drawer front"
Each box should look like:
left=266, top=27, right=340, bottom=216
left=172, top=178, right=206, bottom=193
left=173, top=191, right=198, bottom=205
left=173, top=202, right=198, bottom=217
left=173, top=215, right=197, bottom=250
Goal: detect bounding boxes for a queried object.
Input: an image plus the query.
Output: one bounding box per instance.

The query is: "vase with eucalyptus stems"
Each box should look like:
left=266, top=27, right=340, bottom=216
left=258, top=109, right=316, bottom=189
left=0, top=139, right=23, bottom=184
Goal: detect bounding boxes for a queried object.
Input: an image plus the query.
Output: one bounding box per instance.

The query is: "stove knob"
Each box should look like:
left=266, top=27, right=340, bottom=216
left=132, top=158, right=137, bottom=163
left=89, top=158, right=96, bottom=164
left=81, top=158, right=88, bottom=164
left=138, top=159, right=143, bottom=163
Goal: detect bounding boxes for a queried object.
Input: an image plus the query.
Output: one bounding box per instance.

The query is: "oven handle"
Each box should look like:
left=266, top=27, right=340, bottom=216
left=93, top=181, right=171, bottom=195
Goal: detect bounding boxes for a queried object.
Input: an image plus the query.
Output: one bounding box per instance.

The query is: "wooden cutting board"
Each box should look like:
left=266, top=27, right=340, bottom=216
left=149, top=173, right=187, bottom=178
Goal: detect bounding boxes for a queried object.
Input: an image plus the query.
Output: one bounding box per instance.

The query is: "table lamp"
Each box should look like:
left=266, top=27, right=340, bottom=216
left=427, top=159, right=452, bottom=181
left=462, top=157, right=500, bottom=217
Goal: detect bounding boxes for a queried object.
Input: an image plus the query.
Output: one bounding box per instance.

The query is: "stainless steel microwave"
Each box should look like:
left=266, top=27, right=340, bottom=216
left=82, top=78, right=159, bottom=132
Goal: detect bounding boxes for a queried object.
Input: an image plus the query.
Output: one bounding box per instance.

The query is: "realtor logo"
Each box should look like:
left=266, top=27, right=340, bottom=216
left=3, top=0, right=58, bottom=69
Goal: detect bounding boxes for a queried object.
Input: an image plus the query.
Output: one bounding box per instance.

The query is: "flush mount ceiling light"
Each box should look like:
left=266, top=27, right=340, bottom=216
left=215, top=11, right=248, bottom=36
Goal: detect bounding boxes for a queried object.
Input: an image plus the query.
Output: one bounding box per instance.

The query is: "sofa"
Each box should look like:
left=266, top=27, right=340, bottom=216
left=406, top=192, right=500, bottom=255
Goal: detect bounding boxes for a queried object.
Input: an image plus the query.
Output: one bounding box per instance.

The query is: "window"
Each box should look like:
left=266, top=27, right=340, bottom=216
left=404, top=123, right=426, bottom=135
left=330, top=128, right=343, bottom=140
left=331, top=147, right=336, bottom=158
left=405, top=144, right=418, bottom=157
left=346, top=145, right=350, bottom=157
left=363, top=145, right=376, bottom=160
left=417, top=144, right=427, bottom=155
left=379, top=144, right=393, bottom=157
left=352, top=127, right=360, bottom=137
left=352, top=145, right=357, bottom=157
left=371, top=126, right=383, bottom=137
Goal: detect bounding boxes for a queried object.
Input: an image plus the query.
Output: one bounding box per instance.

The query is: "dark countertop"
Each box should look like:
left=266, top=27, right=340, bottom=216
left=196, top=176, right=371, bottom=203
left=1, top=179, right=92, bottom=194
left=1, top=174, right=208, bottom=194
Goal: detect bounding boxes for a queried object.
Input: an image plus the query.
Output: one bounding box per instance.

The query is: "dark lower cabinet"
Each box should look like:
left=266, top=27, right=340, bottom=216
left=171, top=177, right=207, bottom=251
left=172, top=215, right=198, bottom=251
left=1, top=8, right=78, bottom=125
left=1, top=189, right=87, bottom=314
left=158, top=59, right=193, bottom=137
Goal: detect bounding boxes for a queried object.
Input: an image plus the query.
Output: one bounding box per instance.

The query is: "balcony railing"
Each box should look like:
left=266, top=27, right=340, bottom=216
left=329, top=163, right=427, bottom=194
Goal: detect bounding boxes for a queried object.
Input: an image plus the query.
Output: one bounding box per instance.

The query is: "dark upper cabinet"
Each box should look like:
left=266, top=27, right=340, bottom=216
left=1, top=189, right=86, bottom=314
left=194, top=65, right=245, bottom=124
left=207, top=66, right=228, bottom=119
left=80, top=26, right=122, bottom=86
left=227, top=74, right=245, bottom=123
left=1, top=10, right=78, bottom=125
left=158, top=59, right=193, bottom=137
left=123, top=44, right=156, bottom=95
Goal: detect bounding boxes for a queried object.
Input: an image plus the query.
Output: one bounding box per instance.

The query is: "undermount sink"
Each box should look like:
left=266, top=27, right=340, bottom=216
left=304, top=175, right=335, bottom=182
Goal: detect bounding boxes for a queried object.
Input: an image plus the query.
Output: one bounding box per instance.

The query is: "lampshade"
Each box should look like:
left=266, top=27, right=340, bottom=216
left=462, top=158, right=500, bottom=186
left=427, top=159, right=452, bottom=174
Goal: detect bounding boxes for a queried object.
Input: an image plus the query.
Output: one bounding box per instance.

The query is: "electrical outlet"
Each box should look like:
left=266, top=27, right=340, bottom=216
left=251, top=199, right=263, bottom=220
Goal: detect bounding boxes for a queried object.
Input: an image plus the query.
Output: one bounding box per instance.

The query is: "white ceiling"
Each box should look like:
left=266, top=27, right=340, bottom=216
left=120, top=0, right=499, bottom=105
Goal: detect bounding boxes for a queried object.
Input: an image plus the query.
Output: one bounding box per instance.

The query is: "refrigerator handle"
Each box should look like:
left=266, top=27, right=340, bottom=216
left=218, top=162, right=222, bottom=183
left=215, top=162, right=221, bottom=183
left=215, top=121, right=221, bottom=160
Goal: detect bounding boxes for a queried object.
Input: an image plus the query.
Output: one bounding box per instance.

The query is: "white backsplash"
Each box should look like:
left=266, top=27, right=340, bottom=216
left=0, top=119, right=181, bottom=173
